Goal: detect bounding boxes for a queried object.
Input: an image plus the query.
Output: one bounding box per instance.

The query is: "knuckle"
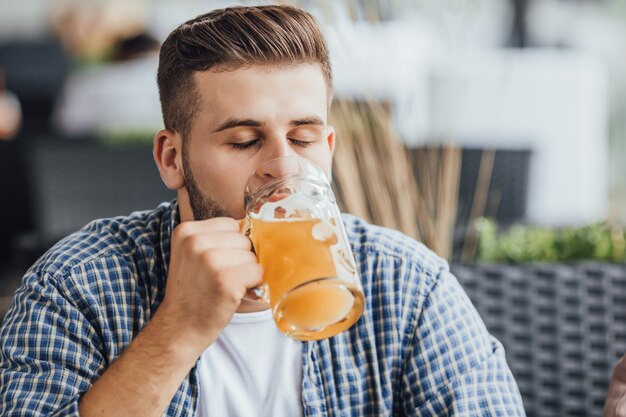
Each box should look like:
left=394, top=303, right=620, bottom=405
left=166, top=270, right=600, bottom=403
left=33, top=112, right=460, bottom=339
left=240, top=235, right=253, bottom=249
left=182, top=234, right=203, bottom=253
left=202, top=249, right=220, bottom=266
left=252, top=262, right=264, bottom=277
left=213, top=270, right=238, bottom=299
left=228, top=289, right=242, bottom=304
left=173, top=223, right=192, bottom=239
left=212, top=270, right=228, bottom=289
left=213, top=268, right=245, bottom=303
left=245, top=251, right=259, bottom=264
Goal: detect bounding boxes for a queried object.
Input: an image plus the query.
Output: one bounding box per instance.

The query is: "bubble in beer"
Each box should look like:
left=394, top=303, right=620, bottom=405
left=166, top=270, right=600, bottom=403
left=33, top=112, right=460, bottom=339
left=312, top=221, right=337, bottom=245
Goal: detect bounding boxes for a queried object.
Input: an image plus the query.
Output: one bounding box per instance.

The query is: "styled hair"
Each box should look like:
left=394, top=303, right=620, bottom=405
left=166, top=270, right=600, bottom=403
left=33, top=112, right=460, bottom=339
left=157, top=5, right=332, bottom=139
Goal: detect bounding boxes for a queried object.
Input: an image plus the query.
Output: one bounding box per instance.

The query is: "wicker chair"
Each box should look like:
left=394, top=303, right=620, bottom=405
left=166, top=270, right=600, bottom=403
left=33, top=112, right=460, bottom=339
left=453, top=262, right=626, bottom=417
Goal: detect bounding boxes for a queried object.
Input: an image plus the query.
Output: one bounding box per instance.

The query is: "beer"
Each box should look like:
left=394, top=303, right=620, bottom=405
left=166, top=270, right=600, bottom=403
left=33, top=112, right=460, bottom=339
left=249, top=217, right=364, bottom=340
left=244, top=157, right=365, bottom=340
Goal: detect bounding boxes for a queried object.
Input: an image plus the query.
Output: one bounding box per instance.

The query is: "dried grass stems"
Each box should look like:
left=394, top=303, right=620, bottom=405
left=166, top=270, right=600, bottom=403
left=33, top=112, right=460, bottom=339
left=330, top=99, right=466, bottom=259
left=461, top=149, right=495, bottom=262
left=410, top=145, right=462, bottom=259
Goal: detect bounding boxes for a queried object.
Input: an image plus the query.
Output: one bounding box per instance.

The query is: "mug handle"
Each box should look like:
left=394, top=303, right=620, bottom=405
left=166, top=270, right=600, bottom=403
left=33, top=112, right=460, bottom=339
left=237, top=218, right=269, bottom=303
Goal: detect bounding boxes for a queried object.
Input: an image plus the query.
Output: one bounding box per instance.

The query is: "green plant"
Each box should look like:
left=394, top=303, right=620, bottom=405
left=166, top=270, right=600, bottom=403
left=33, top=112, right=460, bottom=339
left=476, top=218, right=626, bottom=264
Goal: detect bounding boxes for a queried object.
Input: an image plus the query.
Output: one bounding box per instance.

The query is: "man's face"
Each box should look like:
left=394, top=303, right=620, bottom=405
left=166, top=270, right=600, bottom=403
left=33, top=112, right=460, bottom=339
left=181, top=64, right=334, bottom=221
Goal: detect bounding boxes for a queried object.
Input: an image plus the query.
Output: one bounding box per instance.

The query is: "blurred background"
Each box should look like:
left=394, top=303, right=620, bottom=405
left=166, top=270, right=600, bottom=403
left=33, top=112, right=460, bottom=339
left=2, top=0, right=624, bottom=262
left=1, top=0, right=626, bottom=415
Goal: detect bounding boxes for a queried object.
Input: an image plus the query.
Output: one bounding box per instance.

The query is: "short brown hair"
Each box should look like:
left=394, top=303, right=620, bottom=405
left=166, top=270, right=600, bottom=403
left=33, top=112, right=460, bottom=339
left=157, top=5, right=332, bottom=139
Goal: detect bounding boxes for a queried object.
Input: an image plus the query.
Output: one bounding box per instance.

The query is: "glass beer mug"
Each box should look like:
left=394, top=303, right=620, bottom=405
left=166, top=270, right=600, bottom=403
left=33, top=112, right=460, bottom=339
left=242, top=156, right=364, bottom=341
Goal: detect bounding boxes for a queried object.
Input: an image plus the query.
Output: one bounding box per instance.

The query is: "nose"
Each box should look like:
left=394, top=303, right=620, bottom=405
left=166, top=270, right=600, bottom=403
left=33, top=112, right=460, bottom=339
left=256, top=156, right=301, bottom=180
left=264, top=135, right=298, bottom=162
left=246, top=156, right=303, bottom=197
left=256, top=135, right=301, bottom=180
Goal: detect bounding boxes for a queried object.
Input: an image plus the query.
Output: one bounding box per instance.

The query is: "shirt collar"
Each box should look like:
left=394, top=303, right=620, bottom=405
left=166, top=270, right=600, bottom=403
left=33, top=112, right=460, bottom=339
left=159, top=198, right=180, bottom=280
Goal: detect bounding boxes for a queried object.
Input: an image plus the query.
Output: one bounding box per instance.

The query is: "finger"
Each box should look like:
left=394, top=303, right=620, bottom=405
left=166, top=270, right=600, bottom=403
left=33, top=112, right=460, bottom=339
left=203, top=232, right=252, bottom=251
left=175, top=231, right=253, bottom=258
left=175, top=217, right=240, bottom=236
left=236, top=218, right=249, bottom=235
left=204, top=248, right=258, bottom=270
left=221, top=262, right=264, bottom=291
left=201, top=217, right=241, bottom=232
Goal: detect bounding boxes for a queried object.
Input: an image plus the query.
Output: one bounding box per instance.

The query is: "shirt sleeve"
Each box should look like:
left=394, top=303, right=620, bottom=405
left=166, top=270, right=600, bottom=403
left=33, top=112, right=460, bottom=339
left=399, top=267, right=527, bottom=416
left=0, top=270, right=106, bottom=416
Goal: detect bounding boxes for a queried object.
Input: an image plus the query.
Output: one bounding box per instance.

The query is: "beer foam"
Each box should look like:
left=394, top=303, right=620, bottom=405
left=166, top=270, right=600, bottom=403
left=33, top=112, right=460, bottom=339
left=254, top=193, right=319, bottom=221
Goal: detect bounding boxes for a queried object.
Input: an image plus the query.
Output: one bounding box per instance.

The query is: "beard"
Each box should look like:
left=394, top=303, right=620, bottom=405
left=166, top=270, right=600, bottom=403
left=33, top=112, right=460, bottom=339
left=182, top=144, right=230, bottom=221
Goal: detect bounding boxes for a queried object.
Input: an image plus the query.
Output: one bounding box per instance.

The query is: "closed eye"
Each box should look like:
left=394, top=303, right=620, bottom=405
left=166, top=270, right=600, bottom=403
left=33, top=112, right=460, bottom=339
left=230, top=139, right=261, bottom=150
left=230, top=138, right=313, bottom=150
left=289, top=138, right=313, bottom=148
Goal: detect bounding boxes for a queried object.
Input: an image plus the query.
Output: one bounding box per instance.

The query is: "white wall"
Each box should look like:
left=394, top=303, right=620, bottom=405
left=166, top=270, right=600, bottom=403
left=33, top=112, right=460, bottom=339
left=426, top=50, right=608, bottom=226
left=328, top=22, right=609, bottom=226
left=0, top=0, right=54, bottom=38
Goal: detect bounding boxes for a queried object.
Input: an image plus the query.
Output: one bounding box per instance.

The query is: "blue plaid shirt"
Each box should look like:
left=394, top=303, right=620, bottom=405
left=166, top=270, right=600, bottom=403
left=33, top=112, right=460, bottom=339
left=0, top=200, right=525, bottom=416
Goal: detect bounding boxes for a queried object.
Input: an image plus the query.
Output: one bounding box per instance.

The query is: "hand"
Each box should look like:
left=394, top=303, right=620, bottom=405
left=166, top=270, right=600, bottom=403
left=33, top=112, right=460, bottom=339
left=158, top=217, right=262, bottom=352
left=605, top=354, right=626, bottom=417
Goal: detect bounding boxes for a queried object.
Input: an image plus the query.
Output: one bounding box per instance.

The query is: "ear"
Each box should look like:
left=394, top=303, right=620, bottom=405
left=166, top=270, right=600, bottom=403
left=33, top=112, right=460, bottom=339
left=153, top=129, right=185, bottom=190
left=326, top=125, right=336, bottom=156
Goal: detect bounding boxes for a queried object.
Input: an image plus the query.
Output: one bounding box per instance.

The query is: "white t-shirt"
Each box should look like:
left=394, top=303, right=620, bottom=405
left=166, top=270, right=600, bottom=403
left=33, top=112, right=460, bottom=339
left=196, top=309, right=304, bottom=417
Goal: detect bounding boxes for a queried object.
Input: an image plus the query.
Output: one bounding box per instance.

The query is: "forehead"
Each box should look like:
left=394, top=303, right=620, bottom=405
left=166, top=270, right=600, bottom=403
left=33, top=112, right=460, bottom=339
left=192, top=64, right=328, bottom=120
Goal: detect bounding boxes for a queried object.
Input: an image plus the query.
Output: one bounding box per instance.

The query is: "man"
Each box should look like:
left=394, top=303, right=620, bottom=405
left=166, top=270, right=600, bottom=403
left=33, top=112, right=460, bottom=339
left=0, top=5, right=526, bottom=416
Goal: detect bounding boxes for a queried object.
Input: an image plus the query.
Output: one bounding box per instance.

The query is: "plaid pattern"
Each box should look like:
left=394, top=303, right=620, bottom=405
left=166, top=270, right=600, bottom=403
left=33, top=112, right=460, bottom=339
left=0, top=200, right=525, bottom=416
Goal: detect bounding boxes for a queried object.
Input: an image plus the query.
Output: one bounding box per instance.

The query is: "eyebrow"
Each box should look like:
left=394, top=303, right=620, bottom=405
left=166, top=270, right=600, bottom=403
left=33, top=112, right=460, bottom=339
left=289, top=117, right=325, bottom=127
left=212, top=116, right=325, bottom=133
left=212, top=119, right=264, bottom=133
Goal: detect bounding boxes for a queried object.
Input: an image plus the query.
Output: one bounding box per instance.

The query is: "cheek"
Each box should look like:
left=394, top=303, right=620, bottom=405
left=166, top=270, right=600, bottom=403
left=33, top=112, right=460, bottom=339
left=198, top=163, right=242, bottom=193
left=306, top=150, right=333, bottom=177
left=193, top=159, right=249, bottom=207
